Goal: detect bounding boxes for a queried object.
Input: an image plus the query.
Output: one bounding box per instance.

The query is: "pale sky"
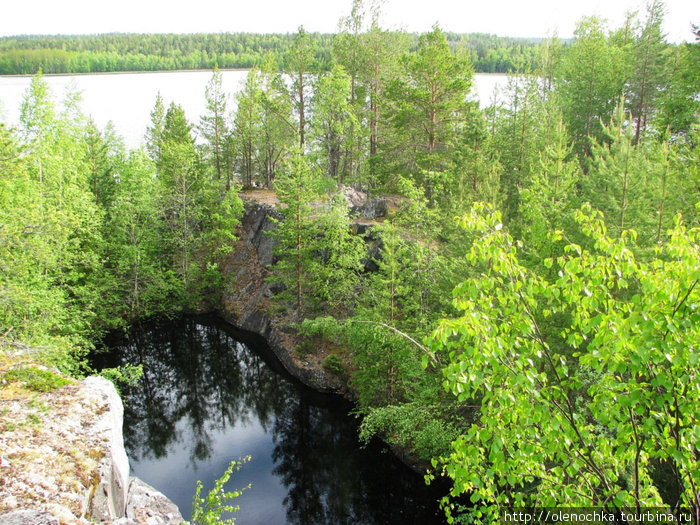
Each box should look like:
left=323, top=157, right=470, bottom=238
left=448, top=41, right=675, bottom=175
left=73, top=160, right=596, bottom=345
left=1, top=0, right=697, bottom=43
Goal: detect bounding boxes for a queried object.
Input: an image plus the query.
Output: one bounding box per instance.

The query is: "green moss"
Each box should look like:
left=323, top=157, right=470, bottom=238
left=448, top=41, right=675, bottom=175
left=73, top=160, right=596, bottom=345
left=322, top=353, right=345, bottom=376
left=295, top=340, right=314, bottom=357
left=2, top=367, right=71, bottom=392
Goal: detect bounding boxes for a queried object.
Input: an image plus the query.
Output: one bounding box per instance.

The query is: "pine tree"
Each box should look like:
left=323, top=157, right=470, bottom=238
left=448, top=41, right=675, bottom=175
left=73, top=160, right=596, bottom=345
left=104, top=150, right=178, bottom=320
left=199, top=65, right=232, bottom=186
left=384, top=26, right=474, bottom=197
left=285, top=27, right=315, bottom=151
left=311, top=193, right=365, bottom=311
left=519, top=119, right=580, bottom=260
left=556, top=17, right=628, bottom=157
left=158, top=102, right=203, bottom=296
left=257, top=56, right=295, bottom=188
left=627, top=0, right=668, bottom=142
left=309, top=65, right=358, bottom=182
left=145, top=91, right=165, bottom=162
left=583, top=101, right=653, bottom=240
left=233, top=69, right=263, bottom=188
left=269, top=151, right=319, bottom=311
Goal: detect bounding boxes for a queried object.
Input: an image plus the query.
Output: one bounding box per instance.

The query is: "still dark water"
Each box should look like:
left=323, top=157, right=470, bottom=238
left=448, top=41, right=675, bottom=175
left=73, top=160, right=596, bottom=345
left=95, top=316, right=446, bottom=524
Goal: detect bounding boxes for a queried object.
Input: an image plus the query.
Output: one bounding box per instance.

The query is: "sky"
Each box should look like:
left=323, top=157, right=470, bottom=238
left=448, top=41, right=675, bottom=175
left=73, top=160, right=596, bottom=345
left=1, top=0, right=698, bottom=43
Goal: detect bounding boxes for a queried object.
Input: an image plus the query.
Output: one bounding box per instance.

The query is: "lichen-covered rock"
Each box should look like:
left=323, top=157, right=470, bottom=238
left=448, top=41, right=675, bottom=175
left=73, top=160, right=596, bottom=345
left=115, top=478, right=183, bottom=525
left=83, top=376, right=130, bottom=521
left=0, top=375, right=183, bottom=524
left=0, top=509, right=59, bottom=524
left=352, top=198, right=389, bottom=220
left=341, top=185, right=368, bottom=208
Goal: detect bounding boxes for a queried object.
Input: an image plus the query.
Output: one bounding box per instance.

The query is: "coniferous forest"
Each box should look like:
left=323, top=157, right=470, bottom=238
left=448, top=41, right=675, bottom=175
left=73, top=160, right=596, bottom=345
left=1, top=0, right=699, bottom=521
left=0, top=31, right=539, bottom=75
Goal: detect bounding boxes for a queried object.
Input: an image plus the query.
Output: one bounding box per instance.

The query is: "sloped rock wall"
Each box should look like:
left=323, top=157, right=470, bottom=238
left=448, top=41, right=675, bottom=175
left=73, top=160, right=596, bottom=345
left=219, top=201, right=342, bottom=392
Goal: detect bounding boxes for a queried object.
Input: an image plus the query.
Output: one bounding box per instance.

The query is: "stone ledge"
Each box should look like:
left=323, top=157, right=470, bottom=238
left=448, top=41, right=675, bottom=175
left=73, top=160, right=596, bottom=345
left=0, top=376, right=184, bottom=524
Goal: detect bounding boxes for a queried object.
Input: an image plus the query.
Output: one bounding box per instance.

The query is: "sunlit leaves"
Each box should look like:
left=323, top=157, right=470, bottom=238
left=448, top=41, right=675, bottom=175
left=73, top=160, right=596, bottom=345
left=433, top=202, right=700, bottom=518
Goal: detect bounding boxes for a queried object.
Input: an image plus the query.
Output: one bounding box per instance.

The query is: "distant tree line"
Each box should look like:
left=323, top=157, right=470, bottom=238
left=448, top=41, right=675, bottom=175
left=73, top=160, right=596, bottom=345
left=0, top=31, right=542, bottom=75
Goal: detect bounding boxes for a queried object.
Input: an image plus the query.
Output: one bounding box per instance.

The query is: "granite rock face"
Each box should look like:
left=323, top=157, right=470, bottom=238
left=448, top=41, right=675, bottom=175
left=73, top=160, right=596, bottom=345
left=219, top=201, right=343, bottom=392
left=83, top=376, right=130, bottom=521
left=114, top=478, right=184, bottom=525
left=85, top=378, right=185, bottom=524
left=0, top=376, right=184, bottom=525
left=352, top=198, right=389, bottom=220
left=0, top=510, right=60, bottom=525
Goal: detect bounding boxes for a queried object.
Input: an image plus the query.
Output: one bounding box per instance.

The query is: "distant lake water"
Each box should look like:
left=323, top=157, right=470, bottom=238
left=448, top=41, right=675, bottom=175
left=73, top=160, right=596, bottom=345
left=0, top=70, right=508, bottom=149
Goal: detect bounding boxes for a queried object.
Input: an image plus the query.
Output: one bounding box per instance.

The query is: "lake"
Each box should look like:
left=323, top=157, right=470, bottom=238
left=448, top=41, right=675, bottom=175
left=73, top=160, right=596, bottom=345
left=0, top=70, right=508, bottom=149
left=93, top=316, right=447, bottom=524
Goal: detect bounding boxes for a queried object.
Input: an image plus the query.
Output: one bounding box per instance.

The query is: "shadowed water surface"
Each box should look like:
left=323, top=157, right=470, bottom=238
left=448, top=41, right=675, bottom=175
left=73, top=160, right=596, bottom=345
left=95, top=316, right=445, bottom=524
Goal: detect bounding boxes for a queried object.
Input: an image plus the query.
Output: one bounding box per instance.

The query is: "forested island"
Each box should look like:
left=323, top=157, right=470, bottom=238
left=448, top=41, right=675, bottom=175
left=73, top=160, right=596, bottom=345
left=1, top=0, right=699, bottom=522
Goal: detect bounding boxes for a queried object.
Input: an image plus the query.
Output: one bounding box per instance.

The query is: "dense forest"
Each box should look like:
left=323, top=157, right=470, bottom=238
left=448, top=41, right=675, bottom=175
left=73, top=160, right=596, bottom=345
left=1, top=0, right=699, bottom=522
left=0, top=30, right=539, bottom=75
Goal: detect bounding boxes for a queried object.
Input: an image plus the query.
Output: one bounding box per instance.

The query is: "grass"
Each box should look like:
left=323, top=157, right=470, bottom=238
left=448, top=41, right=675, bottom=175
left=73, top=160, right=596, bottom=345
left=2, top=366, right=71, bottom=392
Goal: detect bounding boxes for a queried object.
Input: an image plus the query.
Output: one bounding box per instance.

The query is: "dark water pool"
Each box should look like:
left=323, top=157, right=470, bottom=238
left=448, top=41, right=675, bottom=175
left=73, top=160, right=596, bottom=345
left=94, top=316, right=446, bottom=524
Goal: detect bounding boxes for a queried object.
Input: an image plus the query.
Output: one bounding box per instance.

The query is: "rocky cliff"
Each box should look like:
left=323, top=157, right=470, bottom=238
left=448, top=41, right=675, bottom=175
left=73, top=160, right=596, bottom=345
left=218, top=200, right=343, bottom=392
left=0, top=375, right=183, bottom=525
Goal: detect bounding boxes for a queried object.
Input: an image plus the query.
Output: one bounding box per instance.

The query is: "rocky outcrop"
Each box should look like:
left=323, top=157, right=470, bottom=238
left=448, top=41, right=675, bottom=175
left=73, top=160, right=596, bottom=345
left=340, top=184, right=389, bottom=220
left=117, top=478, right=183, bottom=525
left=352, top=198, right=389, bottom=220
left=83, top=376, right=130, bottom=521
left=219, top=201, right=342, bottom=392
left=0, top=376, right=184, bottom=524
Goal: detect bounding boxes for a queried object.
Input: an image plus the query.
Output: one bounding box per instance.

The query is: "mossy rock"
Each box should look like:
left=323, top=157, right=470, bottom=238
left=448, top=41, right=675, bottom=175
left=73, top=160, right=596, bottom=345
left=322, top=354, right=345, bottom=376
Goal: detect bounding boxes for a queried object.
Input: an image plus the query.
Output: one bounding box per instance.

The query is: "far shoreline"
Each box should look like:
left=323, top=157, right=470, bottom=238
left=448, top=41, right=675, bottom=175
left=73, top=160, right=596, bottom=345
left=0, top=69, right=512, bottom=79
left=0, top=67, right=252, bottom=78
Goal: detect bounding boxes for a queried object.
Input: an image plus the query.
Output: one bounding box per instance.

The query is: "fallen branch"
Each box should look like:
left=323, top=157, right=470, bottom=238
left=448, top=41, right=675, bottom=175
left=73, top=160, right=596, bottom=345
left=347, top=320, right=440, bottom=368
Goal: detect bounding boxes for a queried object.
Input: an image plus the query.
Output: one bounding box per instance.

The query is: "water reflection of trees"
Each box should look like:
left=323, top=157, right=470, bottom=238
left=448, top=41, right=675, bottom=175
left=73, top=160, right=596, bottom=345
left=270, top=393, right=444, bottom=525
left=109, top=317, right=443, bottom=525
left=117, top=317, right=288, bottom=463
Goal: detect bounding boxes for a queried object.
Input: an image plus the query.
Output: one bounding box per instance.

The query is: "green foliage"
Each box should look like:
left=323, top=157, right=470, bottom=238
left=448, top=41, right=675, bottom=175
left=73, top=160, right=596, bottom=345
left=191, top=456, right=251, bottom=525
left=103, top=149, right=181, bottom=320
left=359, top=402, right=461, bottom=460
left=310, top=65, right=359, bottom=181
left=0, top=12, right=698, bottom=522
left=199, top=66, right=232, bottom=186
left=432, top=202, right=700, bottom=518
left=322, top=353, right=345, bottom=376
left=1, top=74, right=110, bottom=354
left=2, top=71, right=243, bottom=377
left=583, top=102, right=656, bottom=242
left=0, top=32, right=540, bottom=76
left=98, top=363, right=144, bottom=394
left=310, top=194, right=366, bottom=311
left=657, top=39, right=700, bottom=134
left=285, top=27, right=316, bottom=149
left=233, top=61, right=295, bottom=189
left=1, top=367, right=71, bottom=392
left=626, top=0, right=669, bottom=142
left=300, top=316, right=428, bottom=408
left=488, top=72, right=551, bottom=226
left=555, top=16, right=628, bottom=157
left=233, top=68, right=263, bottom=188
left=519, top=118, right=580, bottom=262
left=383, top=26, right=475, bottom=195
left=268, top=152, right=319, bottom=310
